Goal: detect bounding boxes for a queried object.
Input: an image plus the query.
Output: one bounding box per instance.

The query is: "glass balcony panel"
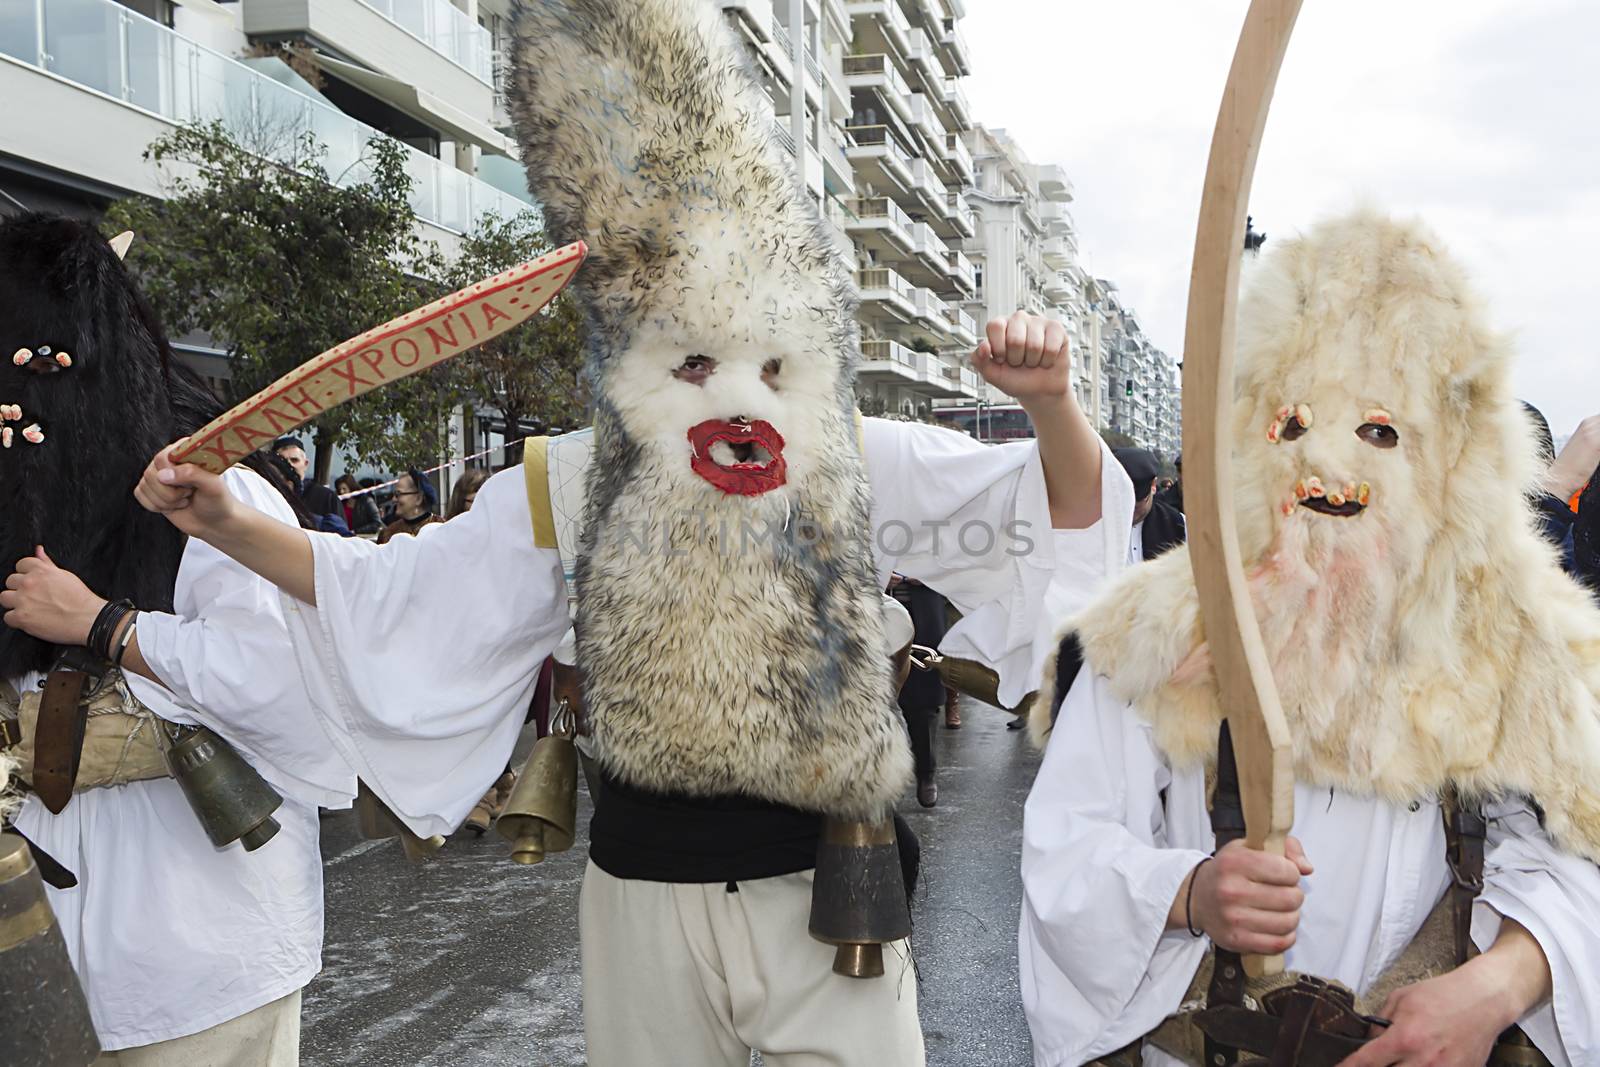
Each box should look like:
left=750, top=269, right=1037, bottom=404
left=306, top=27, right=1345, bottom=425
left=0, top=3, right=39, bottom=65
left=45, top=0, right=120, bottom=98
left=124, top=14, right=172, bottom=115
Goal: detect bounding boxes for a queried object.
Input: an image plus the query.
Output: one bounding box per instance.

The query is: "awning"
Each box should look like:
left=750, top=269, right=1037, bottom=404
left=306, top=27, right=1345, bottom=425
left=311, top=53, right=515, bottom=158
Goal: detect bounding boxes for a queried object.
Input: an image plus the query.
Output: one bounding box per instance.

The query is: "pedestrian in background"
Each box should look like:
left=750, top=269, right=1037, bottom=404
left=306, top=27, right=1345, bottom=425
left=449, top=467, right=514, bottom=834
left=376, top=469, right=441, bottom=545
left=890, top=574, right=948, bottom=808
left=273, top=436, right=351, bottom=535
left=335, top=474, right=383, bottom=536
left=1536, top=409, right=1600, bottom=597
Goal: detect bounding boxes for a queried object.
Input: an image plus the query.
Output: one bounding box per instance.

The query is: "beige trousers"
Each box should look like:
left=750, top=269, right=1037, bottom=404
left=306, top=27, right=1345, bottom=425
left=96, top=990, right=301, bottom=1066
left=580, top=861, right=924, bottom=1066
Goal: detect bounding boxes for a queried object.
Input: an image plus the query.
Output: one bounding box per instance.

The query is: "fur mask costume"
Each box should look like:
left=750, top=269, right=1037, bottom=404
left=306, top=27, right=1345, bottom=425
left=0, top=215, right=225, bottom=680
left=508, top=0, right=910, bottom=817
left=1039, top=211, right=1600, bottom=863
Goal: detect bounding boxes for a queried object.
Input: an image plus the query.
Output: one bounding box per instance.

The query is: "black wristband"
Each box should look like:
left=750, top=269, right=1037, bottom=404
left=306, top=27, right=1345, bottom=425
left=86, top=599, right=134, bottom=663
left=1185, top=856, right=1212, bottom=938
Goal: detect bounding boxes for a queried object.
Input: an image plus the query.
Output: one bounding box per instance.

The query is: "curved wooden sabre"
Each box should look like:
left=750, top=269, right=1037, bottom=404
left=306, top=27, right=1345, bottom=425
left=172, top=242, right=588, bottom=474
left=1181, top=0, right=1303, bottom=977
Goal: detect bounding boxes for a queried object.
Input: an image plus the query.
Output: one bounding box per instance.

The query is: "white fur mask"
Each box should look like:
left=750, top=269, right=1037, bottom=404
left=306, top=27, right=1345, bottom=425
left=1045, top=210, right=1600, bottom=864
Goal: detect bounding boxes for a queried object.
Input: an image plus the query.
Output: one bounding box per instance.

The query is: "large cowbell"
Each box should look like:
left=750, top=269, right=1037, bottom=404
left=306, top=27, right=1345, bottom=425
left=808, top=817, right=912, bottom=978
left=161, top=722, right=282, bottom=851
left=0, top=834, right=100, bottom=1065
left=497, top=734, right=577, bottom=865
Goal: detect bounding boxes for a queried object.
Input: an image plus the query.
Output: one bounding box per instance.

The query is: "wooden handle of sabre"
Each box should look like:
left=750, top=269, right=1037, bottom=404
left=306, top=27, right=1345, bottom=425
left=1181, top=0, right=1305, bottom=979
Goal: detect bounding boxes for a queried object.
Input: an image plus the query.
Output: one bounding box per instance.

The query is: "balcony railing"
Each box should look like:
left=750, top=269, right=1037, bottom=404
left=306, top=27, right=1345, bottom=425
left=944, top=131, right=974, bottom=179
left=846, top=125, right=917, bottom=171
left=849, top=196, right=915, bottom=237
left=1, top=0, right=529, bottom=234
left=772, top=118, right=797, bottom=156
left=842, top=53, right=913, bottom=104
left=846, top=0, right=911, bottom=54
left=861, top=338, right=918, bottom=368
left=857, top=266, right=918, bottom=302
left=940, top=17, right=972, bottom=73
left=943, top=77, right=971, bottom=124
left=947, top=190, right=978, bottom=234
left=357, top=0, right=494, bottom=83
left=943, top=305, right=978, bottom=343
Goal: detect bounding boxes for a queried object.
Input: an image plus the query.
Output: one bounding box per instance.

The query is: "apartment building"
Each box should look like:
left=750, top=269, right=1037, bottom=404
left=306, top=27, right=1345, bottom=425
left=0, top=0, right=531, bottom=238
left=961, top=123, right=1179, bottom=458
left=718, top=0, right=983, bottom=416
left=0, top=0, right=544, bottom=467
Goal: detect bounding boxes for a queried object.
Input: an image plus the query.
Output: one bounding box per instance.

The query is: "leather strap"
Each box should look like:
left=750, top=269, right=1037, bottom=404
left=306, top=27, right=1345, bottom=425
left=31, top=670, right=90, bottom=814
left=1205, top=721, right=1250, bottom=1066
left=1440, top=787, right=1486, bottom=967
left=4, top=826, right=78, bottom=889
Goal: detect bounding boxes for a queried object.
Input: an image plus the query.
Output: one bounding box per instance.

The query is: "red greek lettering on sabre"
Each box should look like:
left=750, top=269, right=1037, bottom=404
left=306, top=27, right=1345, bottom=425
left=357, top=348, right=390, bottom=379
left=390, top=337, right=422, bottom=369
left=259, top=406, right=299, bottom=433
left=233, top=423, right=274, bottom=451
left=424, top=319, right=459, bottom=356
left=459, top=309, right=479, bottom=341
left=194, top=438, right=239, bottom=469
left=281, top=386, right=324, bottom=420
left=480, top=301, right=512, bottom=331
left=329, top=358, right=376, bottom=396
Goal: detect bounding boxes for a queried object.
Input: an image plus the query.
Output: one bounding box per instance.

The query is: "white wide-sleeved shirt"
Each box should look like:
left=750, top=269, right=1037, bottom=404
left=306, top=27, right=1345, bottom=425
left=1020, top=670, right=1600, bottom=1067
left=282, top=418, right=1135, bottom=837
left=13, top=468, right=355, bottom=1051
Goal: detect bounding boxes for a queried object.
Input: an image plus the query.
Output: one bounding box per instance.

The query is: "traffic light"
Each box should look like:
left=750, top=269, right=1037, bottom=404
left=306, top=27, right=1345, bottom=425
left=1125, top=378, right=1134, bottom=398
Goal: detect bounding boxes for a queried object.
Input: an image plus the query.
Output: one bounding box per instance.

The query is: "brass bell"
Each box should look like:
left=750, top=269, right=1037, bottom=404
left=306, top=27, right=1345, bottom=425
left=354, top=781, right=444, bottom=862
left=808, top=816, right=911, bottom=978
left=161, top=723, right=282, bottom=851
left=496, top=732, right=577, bottom=865
left=0, top=834, right=100, bottom=1065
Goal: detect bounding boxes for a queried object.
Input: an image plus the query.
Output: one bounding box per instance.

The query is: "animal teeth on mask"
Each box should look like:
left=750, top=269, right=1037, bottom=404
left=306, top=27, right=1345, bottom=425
left=1266, top=418, right=1282, bottom=443
left=1, top=427, right=9, bottom=448
left=1365, top=408, right=1392, bottom=426
left=20, top=424, right=43, bottom=445
left=11, top=348, right=30, bottom=366
left=54, top=352, right=71, bottom=368
left=1295, top=403, right=1313, bottom=429
left=1357, top=482, right=1371, bottom=506
left=1327, top=490, right=1347, bottom=506
left=1294, top=479, right=1309, bottom=500
left=1305, top=476, right=1325, bottom=498
left=0, top=404, right=19, bottom=421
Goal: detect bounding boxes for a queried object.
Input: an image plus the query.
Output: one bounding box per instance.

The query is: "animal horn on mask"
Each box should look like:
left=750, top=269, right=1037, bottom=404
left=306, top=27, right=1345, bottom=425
left=505, top=0, right=848, bottom=307
left=108, top=231, right=134, bottom=260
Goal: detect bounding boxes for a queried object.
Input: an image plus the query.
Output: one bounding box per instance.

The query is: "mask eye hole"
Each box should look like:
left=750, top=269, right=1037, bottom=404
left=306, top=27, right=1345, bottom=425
left=673, top=355, right=716, bottom=385
left=761, top=358, right=781, bottom=390
left=1356, top=423, right=1399, bottom=449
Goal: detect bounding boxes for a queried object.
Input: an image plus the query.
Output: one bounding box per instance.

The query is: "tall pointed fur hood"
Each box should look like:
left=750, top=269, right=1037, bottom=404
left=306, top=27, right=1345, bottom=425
left=1041, top=210, right=1600, bottom=863
left=507, top=0, right=907, bottom=817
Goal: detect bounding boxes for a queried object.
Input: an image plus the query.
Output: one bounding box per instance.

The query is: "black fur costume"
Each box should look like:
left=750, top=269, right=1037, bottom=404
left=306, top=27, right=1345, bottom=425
left=0, top=213, right=296, bottom=679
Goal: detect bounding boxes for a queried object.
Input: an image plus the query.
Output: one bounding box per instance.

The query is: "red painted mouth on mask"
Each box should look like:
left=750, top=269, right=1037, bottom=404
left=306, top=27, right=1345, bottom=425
left=688, top=419, right=787, bottom=496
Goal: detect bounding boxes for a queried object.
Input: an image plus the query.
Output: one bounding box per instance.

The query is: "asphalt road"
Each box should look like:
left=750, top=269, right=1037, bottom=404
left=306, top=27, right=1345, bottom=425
left=303, top=707, right=1042, bottom=1066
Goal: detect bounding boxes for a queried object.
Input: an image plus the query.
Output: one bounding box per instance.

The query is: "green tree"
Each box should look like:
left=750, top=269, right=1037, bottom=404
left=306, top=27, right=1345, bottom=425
left=437, top=212, right=588, bottom=462
left=106, top=122, right=458, bottom=481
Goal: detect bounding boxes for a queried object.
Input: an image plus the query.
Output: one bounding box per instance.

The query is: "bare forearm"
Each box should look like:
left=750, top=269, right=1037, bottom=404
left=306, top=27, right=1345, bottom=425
left=1470, top=919, right=1553, bottom=1027
left=1024, top=393, right=1103, bottom=529
left=202, top=508, right=319, bottom=606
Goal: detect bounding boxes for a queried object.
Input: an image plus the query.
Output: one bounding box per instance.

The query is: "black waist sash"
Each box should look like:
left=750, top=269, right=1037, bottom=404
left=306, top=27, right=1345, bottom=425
left=588, top=772, right=821, bottom=883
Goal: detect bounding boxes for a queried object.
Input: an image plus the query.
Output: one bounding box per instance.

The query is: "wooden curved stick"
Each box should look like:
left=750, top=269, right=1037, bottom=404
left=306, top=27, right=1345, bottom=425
left=1181, top=0, right=1303, bottom=977
left=172, top=242, right=587, bottom=473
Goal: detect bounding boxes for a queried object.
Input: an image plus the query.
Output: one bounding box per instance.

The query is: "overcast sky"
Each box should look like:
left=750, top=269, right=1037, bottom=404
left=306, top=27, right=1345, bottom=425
left=962, top=0, right=1596, bottom=438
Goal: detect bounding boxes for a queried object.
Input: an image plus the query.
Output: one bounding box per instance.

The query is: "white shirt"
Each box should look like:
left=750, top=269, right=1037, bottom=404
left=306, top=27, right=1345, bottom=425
left=1129, top=519, right=1145, bottom=566
left=1019, top=670, right=1600, bottom=1067
left=281, top=418, right=1134, bottom=836
left=14, top=468, right=355, bottom=1050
